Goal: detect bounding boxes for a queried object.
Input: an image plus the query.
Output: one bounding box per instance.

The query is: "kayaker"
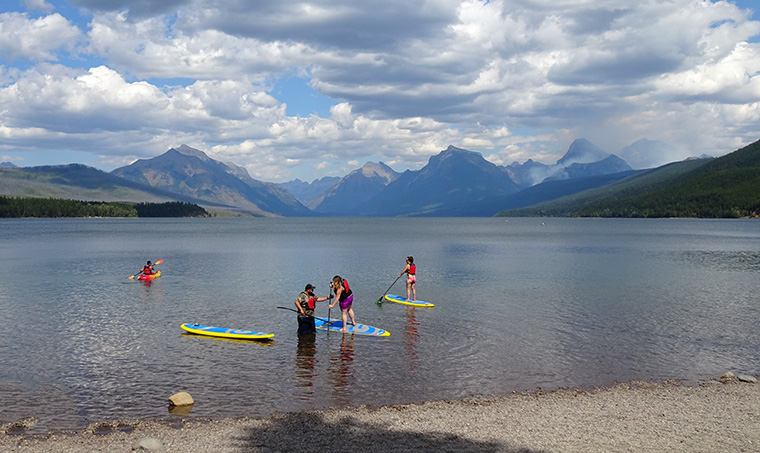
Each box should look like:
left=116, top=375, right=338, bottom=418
left=141, top=261, right=154, bottom=276
left=328, top=275, right=356, bottom=333
left=295, top=284, right=333, bottom=334
left=398, top=256, right=416, bottom=301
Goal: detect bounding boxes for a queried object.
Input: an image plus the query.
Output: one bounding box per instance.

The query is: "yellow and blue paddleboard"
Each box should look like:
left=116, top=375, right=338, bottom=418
left=384, top=294, right=435, bottom=308
left=181, top=323, right=274, bottom=340
left=314, top=318, right=389, bottom=336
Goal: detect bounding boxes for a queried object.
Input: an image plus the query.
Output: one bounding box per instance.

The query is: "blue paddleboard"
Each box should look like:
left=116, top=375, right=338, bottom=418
left=314, top=318, right=389, bottom=336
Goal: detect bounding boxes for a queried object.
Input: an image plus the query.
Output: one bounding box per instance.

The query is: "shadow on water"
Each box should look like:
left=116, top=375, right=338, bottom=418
left=233, top=411, right=540, bottom=453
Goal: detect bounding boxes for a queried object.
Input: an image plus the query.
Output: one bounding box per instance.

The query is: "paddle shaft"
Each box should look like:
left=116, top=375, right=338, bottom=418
left=376, top=274, right=402, bottom=303
left=276, top=306, right=338, bottom=327
left=327, top=288, right=332, bottom=335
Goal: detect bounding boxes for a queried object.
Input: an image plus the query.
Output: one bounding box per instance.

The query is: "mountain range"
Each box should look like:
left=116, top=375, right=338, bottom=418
left=1, top=138, right=756, bottom=218
left=112, top=145, right=311, bottom=216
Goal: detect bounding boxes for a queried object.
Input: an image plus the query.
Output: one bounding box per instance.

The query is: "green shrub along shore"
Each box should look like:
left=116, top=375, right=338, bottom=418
left=0, top=196, right=209, bottom=218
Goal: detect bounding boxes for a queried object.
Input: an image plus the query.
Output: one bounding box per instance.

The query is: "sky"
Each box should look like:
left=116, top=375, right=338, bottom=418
left=1, top=0, right=759, bottom=182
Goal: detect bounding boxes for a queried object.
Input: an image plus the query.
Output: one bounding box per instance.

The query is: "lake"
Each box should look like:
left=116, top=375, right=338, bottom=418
left=1, top=217, right=759, bottom=434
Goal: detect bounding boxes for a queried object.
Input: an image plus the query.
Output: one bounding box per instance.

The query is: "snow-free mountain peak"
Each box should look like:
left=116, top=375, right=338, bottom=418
left=112, top=145, right=310, bottom=216
left=557, top=138, right=610, bottom=166
left=358, top=161, right=398, bottom=183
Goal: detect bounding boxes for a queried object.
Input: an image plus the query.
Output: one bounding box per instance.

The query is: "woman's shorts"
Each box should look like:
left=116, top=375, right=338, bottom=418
left=339, top=293, right=354, bottom=310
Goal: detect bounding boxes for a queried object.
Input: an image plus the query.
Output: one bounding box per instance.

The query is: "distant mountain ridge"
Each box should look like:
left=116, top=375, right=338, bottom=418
left=357, top=145, right=521, bottom=216
left=312, top=162, right=400, bottom=213
left=112, top=145, right=311, bottom=216
left=3, top=137, right=753, bottom=218
left=287, top=140, right=635, bottom=216
left=279, top=176, right=341, bottom=205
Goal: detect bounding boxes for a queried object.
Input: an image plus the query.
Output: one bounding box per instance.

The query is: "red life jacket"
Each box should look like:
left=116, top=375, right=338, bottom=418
left=307, top=296, right=316, bottom=309
left=338, top=279, right=352, bottom=301
left=142, top=266, right=152, bottom=275
left=409, top=265, right=416, bottom=275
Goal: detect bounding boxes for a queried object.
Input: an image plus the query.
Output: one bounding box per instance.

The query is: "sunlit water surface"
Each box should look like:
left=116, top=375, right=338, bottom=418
left=1, top=217, right=759, bottom=433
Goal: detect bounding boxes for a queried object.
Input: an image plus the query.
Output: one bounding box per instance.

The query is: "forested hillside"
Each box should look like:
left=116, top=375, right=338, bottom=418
left=0, top=197, right=209, bottom=218
left=498, top=138, right=760, bottom=218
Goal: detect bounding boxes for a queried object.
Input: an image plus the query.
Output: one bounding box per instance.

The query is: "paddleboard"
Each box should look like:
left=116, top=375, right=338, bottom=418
left=384, top=294, right=435, bottom=308
left=314, top=318, right=390, bottom=337
left=180, top=323, right=274, bottom=340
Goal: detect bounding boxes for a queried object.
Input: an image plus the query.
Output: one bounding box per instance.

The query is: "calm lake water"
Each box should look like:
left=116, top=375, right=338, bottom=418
left=1, top=217, right=759, bottom=433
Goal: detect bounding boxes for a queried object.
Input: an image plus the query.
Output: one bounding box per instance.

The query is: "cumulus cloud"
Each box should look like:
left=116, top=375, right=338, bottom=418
left=0, top=0, right=759, bottom=181
left=0, top=12, right=82, bottom=62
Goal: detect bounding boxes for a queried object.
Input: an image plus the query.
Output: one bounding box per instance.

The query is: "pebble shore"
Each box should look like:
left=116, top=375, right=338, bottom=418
left=2, top=376, right=759, bottom=452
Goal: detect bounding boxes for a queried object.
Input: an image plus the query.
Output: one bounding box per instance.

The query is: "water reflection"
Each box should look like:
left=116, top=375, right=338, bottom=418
left=295, top=333, right=317, bottom=397
left=404, top=307, right=420, bottom=373
left=180, top=333, right=274, bottom=346
left=330, top=334, right=355, bottom=405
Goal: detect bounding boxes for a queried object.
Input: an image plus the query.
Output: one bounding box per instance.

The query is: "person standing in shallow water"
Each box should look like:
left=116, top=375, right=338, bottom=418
left=399, top=256, right=416, bottom=301
left=295, top=284, right=333, bottom=335
left=328, top=275, right=356, bottom=333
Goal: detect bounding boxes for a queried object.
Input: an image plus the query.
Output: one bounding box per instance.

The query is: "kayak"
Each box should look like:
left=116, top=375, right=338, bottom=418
left=181, top=323, right=274, bottom=340
left=137, top=270, right=161, bottom=281
left=384, top=294, right=434, bottom=308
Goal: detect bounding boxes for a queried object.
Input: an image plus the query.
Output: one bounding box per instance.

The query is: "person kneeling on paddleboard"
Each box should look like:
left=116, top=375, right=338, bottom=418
left=295, top=284, right=333, bottom=335
left=329, top=275, right=356, bottom=333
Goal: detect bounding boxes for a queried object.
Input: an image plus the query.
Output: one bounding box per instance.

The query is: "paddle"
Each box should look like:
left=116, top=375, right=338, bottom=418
left=327, top=286, right=333, bottom=334
left=376, top=274, right=402, bottom=305
left=276, top=306, right=339, bottom=327
left=128, top=259, right=163, bottom=279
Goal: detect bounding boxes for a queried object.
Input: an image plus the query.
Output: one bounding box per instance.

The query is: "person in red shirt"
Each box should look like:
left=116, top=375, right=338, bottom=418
left=399, top=256, right=416, bottom=301
left=141, top=261, right=154, bottom=276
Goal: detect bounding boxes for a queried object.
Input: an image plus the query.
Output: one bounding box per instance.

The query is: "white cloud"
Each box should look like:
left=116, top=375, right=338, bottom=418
left=23, top=0, right=55, bottom=13
left=0, top=0, right=759, bottom=181
left=0, top=12, right=82, bottom=62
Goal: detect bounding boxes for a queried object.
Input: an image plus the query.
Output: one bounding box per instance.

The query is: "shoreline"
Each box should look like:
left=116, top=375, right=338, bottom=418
left=2, top=375, right=759, bottom=452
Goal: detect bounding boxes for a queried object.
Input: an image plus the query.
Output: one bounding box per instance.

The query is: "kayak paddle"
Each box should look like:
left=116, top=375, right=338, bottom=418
left=128, top=259, right=164, bottom=279
left=376, top=274, right=402, bottom=305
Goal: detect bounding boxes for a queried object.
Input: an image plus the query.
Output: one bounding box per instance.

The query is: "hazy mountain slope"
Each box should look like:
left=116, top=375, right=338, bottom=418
left=505, top=138, right=632, bottom=186
left=425, top=170, right=638, bottom=217
left=543, top=155, right=633, bottom=182
left=557, top=138, right=611, bottom=165
left=497, top=157, right=716, bottom=217
left=312, top=162, right=400, bottom=214
left=574, top=139, right=760, bottom=217
left=278, top=176, right=341, bottom=204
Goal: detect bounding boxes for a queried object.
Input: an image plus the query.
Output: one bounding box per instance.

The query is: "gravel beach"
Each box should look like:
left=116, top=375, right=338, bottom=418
left=2, top=376, right=759, bottom=452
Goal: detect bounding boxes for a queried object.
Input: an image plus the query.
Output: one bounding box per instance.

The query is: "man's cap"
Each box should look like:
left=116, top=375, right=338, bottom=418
left=305, top=284, right=315, bottom=291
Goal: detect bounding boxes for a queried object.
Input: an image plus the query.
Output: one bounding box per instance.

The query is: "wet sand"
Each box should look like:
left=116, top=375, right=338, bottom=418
left=2, top=376, right=759, bottom=452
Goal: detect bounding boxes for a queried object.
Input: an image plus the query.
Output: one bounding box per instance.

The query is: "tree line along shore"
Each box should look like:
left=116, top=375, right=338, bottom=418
left=0, top=196, right=210, bottom=218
